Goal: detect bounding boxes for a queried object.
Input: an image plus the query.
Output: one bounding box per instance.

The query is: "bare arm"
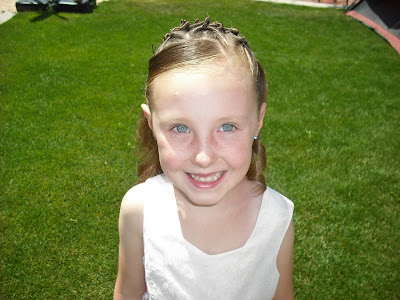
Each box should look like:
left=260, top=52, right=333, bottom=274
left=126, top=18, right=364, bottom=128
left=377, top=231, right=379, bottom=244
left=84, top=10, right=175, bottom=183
left=273, top=219, right=295, bottom=300
left=114, top=195, right=147, bottom=300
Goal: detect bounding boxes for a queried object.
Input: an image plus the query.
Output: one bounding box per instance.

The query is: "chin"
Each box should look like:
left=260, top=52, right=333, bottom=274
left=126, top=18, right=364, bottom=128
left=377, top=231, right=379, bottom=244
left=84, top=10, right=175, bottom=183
left=167, top=169, right=248, bottom=207
left=173, top=184, right=225, bottom=207
left=183, top=193, right=225, bottom=207
left=176, top=182, right=242, bottom=208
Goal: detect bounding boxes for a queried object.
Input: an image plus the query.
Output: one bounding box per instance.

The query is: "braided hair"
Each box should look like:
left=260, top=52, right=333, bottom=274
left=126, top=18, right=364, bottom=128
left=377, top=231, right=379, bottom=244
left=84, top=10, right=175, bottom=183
left=137, top=18, right=267, bottom=193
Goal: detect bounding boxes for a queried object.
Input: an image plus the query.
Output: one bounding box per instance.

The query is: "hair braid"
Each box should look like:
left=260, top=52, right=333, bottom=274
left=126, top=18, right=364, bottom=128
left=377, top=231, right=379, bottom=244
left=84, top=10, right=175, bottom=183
left=137, top=18, right=268, bottom=193
left=136, top=116, right=162, bottom=183
left=248, top=138, right=267, bottom=193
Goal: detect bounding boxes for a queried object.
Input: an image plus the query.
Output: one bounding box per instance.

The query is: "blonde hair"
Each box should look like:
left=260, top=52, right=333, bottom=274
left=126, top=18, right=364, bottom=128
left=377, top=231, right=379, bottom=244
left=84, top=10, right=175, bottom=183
left=137, top=18, right=267, bottom=192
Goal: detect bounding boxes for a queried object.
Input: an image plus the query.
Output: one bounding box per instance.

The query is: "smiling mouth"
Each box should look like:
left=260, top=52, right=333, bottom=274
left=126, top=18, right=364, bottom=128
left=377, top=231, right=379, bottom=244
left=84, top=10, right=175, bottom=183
left=187, top=171, right=224, bottom=183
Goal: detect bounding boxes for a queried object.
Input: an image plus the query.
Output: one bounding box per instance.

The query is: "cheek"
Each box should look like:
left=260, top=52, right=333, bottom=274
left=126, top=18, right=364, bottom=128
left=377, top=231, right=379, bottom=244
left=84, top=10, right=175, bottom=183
left=157, top=138, right=187, bottom=170
left=219, top=137, right=254, bottom=167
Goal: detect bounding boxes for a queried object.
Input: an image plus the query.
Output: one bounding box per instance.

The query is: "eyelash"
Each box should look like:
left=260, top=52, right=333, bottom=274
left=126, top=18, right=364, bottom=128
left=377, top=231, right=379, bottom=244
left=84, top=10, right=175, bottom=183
left=172, top=123, right=236, bottom=134
left=173, top=124, right=190, bottom=133
left=219, top=124, right=236, bottom=132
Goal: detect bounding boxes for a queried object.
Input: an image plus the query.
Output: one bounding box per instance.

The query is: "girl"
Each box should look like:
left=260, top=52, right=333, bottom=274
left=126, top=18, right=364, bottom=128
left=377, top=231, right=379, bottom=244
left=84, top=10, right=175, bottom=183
left=114, top=18, right=294, bottom=300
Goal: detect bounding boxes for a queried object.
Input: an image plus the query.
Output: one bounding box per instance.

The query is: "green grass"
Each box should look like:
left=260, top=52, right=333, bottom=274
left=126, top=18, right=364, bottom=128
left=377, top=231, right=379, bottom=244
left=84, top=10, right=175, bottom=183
left=1, top=0, right=399, bottom=298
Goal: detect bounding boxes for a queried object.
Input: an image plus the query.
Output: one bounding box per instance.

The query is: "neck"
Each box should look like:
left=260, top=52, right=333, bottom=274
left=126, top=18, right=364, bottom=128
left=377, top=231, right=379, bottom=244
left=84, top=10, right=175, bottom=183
left=175, top=178, right=256, bottom=219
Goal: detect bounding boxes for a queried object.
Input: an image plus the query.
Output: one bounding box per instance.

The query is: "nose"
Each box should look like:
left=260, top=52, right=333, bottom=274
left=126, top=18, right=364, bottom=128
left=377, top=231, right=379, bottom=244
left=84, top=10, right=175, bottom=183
left=192, top=135, right=217, bottom=168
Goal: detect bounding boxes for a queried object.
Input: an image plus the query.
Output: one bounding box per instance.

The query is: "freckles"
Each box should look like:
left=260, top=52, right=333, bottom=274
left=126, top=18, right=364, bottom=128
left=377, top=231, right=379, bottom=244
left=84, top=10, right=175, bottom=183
left=177, top=147, right=186, bottom=155
left=223, top=142, right=252, bottom=165
left=158, top=144, right=186, bottom=169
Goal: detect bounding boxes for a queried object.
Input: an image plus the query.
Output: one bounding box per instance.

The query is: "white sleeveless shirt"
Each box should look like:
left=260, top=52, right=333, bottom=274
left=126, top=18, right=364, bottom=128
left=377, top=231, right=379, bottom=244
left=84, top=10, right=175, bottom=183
left=127, top=174, right=293, bottom=300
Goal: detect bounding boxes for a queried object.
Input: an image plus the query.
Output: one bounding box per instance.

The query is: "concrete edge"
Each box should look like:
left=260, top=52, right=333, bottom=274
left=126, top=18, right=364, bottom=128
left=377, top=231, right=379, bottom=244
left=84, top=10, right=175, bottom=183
left=0, top=11, right=17, bottom=24
left=251, top=0, right=347, bottom=9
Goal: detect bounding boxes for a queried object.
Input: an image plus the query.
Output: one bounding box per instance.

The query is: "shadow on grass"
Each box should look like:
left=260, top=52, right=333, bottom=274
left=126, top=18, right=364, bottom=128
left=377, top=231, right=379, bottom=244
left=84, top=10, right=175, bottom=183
left=30, top=10, right=69, bottom=22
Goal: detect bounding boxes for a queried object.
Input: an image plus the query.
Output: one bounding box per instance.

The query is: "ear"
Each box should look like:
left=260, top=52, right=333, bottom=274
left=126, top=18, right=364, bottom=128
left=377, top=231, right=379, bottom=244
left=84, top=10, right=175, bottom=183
left=257, top=102, right=267, bottom=134
left=141, top=104, right=153, bottom=130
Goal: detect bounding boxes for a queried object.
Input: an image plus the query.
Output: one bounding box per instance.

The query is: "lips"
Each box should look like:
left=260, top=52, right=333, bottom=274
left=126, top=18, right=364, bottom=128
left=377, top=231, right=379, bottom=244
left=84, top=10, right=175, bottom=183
left=187, top=171, right=224, bottom=183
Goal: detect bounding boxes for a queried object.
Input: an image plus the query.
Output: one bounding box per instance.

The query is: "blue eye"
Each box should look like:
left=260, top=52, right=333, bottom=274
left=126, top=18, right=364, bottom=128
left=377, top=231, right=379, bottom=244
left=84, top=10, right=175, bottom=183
left=174, top=124, right=189, bottom=133
left=220, top=124, right=236, bottom=132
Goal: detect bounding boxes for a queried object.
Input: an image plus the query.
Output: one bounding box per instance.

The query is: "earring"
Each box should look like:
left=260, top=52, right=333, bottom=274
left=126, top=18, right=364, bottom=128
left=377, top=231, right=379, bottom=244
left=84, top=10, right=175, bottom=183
left=254, top=136, right=258, bottom=140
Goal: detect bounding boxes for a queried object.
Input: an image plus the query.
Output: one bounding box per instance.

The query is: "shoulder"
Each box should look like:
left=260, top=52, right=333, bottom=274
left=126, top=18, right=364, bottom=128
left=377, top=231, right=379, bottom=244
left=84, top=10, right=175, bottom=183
left=118, top=186, right=145, bottom=240
left=120, top=174, right=170, bottom=219
left=119, top=176, right=158, bottom=229
left=122, top=174, right=167, bottom=205
left=263, top=187, right=294, bottom=213
left=120, top=183, right=146, bottom=219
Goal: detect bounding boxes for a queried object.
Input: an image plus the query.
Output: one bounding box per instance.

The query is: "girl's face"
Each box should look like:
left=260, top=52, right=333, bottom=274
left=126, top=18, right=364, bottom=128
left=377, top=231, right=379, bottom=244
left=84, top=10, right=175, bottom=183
left=142, top=64, right=266, bottom=207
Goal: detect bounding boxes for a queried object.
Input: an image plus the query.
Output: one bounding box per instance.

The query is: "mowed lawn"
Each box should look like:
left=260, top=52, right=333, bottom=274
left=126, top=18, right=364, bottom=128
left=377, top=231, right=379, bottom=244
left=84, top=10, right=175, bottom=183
left=1, top=0, right=399, bottom=298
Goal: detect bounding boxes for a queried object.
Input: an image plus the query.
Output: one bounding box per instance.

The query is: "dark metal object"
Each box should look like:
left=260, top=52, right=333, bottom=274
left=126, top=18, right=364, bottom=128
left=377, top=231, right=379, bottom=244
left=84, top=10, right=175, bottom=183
left=16, top=0, right=96, bottom=13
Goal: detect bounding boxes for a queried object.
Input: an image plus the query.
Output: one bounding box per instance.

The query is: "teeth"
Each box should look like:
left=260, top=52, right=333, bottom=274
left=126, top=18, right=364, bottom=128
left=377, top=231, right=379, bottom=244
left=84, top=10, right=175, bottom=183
left=189, top=171, right=223, bottom=183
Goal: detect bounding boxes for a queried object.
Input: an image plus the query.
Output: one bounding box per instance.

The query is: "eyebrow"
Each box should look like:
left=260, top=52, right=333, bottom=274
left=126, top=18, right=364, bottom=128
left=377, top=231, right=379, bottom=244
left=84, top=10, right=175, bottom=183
left=156, top=114, right=252, bottom=125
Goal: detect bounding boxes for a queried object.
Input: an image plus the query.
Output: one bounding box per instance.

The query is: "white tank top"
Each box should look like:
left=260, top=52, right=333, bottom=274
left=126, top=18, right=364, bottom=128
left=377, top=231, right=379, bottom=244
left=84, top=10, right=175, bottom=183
left=130, top=174, right=293, bottom=300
